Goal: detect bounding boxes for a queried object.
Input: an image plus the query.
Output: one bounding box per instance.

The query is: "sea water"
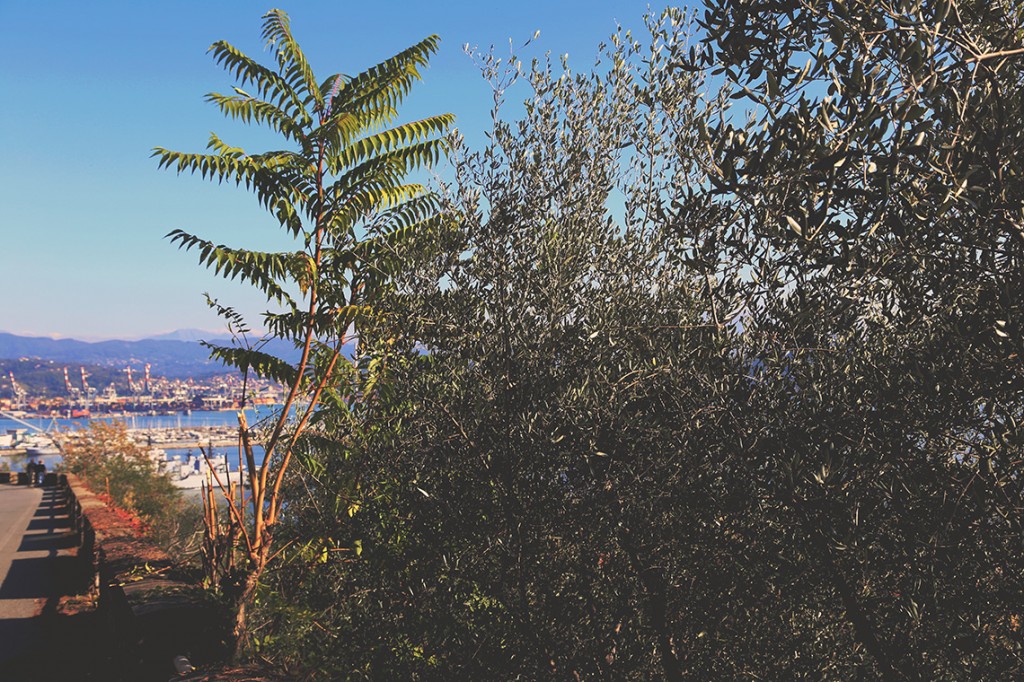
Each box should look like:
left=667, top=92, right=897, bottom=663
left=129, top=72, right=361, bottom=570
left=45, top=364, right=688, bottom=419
left=0, top=408, right=281, bottom=473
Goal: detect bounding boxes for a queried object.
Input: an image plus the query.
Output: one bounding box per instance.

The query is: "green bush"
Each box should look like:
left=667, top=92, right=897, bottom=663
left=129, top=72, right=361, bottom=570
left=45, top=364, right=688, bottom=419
left=62, top=420, right=195, bottom=551
left=254, top=2, right=1024, bottom=678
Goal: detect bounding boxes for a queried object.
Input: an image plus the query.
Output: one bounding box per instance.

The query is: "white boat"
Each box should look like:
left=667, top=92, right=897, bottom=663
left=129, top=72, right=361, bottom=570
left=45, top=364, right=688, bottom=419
left=148, top=447, right=169, bottom=462
left=167, top=457, right=236, bottom=490
left=23, top=433, right=60, bottom=456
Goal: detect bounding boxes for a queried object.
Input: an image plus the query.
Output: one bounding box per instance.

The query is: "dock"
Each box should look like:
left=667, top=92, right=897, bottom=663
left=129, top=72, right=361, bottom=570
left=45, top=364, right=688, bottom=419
left=145, top=439, right=238, bottom=450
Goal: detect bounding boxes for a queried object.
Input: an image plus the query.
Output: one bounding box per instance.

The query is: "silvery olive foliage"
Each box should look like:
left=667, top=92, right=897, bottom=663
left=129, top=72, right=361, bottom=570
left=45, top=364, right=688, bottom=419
left=260, top=3, right=1024, bottom=679
left=692, top=1, right=1024, bottom=678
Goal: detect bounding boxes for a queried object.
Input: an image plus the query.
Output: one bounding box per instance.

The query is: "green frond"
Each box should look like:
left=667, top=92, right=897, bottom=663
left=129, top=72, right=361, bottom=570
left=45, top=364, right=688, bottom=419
left=328, top=35, right=441, bottom=122
left=328, top=115, right=453, bottom=173
left=320, top=246, right=360, bottom=276
left=204, top=297, right=252, bottom=337
left=319, top=73, right=348, bottom=104
left=261, top=10, right=324, bottom=115
left=262, top=310, right=309, bottom=343
left=152, top=143, right=285, bottom=183
left=308, top=111, right=362, bottom=156
left=368, top=195, right=442, bottom=234
left=328, top=184, right=430, bottom=235
left=207, top=39, right=311, bottom=126
left=329, top=139, right=447, bottom=194
left=264, top=305, right=370, bottom=341
left=166, top=229, right=299, bottom=305
left=205, top=91, right=307, bottom=145
left=332, top=304, right=372, bottom=327
left=203, top=343, right=299, bottom=386
left=356, top=212, right=447, bottom=285
left=318, top=226, right=435, bottom=299
left=247, top=162, right=315, bottom=233
left=153, top=142, right=309, bottom=235
left=348, top=218, right=427, bottom=281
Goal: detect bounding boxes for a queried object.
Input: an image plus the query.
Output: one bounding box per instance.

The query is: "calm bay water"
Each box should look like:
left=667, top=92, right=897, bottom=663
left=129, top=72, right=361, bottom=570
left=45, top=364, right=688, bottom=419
left=0, top=406, right=285, bottom=434
left=1, top=408, right=280, bottom=472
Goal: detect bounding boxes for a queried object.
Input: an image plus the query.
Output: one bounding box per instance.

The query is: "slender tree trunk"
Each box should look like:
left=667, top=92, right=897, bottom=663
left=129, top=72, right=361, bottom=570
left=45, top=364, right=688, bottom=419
left=640, top=565, right=683, bottom=682
left=619, top=523, right=683, bottom=681
left=232, top=568, right=262, bottom=661
left=794, top=502, right=918, bottom=681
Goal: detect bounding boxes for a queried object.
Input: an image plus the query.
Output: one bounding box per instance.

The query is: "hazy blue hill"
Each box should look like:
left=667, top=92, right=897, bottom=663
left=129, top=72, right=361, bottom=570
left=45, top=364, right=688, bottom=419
left=144, top=329, right=234, bottom=343
left=0, top=332, right=222, bottom=376
left=0, top=331, right=353, bottom=381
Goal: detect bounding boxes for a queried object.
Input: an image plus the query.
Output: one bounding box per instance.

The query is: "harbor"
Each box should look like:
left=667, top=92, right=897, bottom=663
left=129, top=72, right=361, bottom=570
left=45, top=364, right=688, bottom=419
left=0, top=405, right=283, bottom=434
left=0, top=408, right=276, bottom=490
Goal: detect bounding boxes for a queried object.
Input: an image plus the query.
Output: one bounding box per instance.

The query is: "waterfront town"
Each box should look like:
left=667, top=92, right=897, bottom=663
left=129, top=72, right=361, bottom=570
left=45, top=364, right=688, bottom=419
left=0, top=368, right=284, bottom=420
left=0, top=368, right=281, bottom=488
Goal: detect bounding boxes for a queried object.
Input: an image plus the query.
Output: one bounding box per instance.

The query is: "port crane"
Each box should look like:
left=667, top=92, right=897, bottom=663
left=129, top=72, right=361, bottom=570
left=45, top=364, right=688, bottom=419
left=124, top=366, right=139, bottom=395
left=80, top=366, right=96, bottom=410
left=63, top=367, right=79, bottom=398
left=122, top=365, right=146, bottom=409
left=8, top=371, right=26, bottom=408
left=1, top=372, right=61, bottom=445
left=62, top=366, right=85, bottom=415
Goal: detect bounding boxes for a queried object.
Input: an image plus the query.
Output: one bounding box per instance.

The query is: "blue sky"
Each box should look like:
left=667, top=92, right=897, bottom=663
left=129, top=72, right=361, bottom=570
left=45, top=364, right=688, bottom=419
left=0, top=0, right=659, bottom=340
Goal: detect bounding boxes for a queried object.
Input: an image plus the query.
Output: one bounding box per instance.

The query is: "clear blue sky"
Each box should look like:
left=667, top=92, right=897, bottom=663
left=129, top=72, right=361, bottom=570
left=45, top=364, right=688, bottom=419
left=0, top=0, right=660, bottom=341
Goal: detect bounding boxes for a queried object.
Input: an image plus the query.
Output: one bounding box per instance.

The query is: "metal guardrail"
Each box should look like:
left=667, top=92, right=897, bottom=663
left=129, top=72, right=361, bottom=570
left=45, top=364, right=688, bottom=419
left=57, top=474, right=229, bottom=679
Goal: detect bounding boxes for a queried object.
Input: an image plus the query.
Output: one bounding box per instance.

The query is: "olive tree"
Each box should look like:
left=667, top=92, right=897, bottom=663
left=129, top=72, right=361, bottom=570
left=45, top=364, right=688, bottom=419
left=258, top=2, right=1024, bottom=678
left=261, top=13, right=750, bottom=678
left=689, top=1, right=1024, bottom=678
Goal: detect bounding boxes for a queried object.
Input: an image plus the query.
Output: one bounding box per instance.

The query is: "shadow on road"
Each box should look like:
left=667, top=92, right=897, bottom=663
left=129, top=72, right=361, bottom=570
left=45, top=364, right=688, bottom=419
left=0, top=485, right=112, bottom=680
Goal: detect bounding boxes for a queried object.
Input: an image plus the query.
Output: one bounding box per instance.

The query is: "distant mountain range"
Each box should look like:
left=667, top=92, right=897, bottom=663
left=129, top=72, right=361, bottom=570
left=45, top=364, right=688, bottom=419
left=0, top=331, right=314, bottom=379
left=143, top=329, right=234, bottom=343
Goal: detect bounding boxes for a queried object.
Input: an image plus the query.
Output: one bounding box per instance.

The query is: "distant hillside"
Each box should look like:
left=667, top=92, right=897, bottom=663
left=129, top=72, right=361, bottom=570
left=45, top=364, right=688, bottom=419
left=0, top=332, right=225, bottom=378
left=144, top=329, right=234, bottom=343
left=0, top=332, right=353, bottom=382
left=0, top=358, right=129, bottom=398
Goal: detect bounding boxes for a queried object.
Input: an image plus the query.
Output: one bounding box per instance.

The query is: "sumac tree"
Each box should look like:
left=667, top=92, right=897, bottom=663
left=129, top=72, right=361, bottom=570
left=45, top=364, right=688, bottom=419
left=156, top=9, right=451, bottom=654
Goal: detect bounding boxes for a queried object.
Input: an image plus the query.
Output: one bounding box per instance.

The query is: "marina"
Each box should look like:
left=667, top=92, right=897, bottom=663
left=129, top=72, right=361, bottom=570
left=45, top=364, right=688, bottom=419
left=0, top=408, right=275, bottom=489
left=0, top=406, right=284, bottom=434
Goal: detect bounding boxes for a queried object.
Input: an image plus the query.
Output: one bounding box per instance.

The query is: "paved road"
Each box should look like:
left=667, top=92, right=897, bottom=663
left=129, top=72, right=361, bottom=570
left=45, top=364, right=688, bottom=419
left=0, top=482, right=77, bottom=668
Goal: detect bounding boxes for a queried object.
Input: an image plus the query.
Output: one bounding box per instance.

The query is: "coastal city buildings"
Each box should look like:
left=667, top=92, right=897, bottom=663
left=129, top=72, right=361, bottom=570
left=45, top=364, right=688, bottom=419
left=0, top=370, right=283, bottom=419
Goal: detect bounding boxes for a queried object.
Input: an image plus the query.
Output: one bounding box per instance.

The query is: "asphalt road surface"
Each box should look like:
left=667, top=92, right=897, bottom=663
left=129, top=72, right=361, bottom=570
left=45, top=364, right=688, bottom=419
left=0, top=482, right=77, bottom=669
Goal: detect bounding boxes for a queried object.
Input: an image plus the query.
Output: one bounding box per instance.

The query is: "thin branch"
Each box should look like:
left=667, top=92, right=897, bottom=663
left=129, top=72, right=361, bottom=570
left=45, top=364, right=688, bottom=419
left=200, top=445, right=254, bottom=556
left=268, top=342, right=345, bottom=525
left=255, top=139, right=330, bottom=532
left=966, top=47, right=1024, bottom=64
